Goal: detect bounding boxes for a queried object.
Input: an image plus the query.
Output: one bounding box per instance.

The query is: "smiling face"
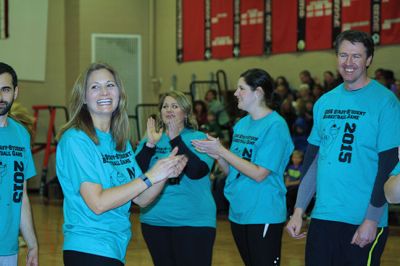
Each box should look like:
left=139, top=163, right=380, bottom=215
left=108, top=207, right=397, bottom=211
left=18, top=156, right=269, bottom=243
left=85, top=68, right=120, bottom=124
left=0, top=73, right=18, bottom=117
left=161, top=96, right=186, bottom=127
left=337, top=40, right=372, bottom=90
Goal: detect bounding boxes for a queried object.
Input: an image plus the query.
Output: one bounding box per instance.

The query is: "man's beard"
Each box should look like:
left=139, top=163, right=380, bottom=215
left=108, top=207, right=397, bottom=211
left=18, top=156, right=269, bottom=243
left=0, top=99, right=14, bottom=116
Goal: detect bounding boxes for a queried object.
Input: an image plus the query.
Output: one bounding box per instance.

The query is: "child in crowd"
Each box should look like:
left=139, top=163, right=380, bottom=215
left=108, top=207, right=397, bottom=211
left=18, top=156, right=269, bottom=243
left=193, top=100, right=208, bottom=128
left=204, top=89, right=230, bottom=128
left=285, top=150, right=304, bottom=217
left=200, top=111, right=224, bottom=140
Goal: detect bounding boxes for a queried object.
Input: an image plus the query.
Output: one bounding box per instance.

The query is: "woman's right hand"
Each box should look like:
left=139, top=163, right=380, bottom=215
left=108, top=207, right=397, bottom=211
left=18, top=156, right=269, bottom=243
left=146, top=117, right=162, bottom=147
left=191, top=134, right=223, bottom=159
left=145, top=147, right=188, bottom=183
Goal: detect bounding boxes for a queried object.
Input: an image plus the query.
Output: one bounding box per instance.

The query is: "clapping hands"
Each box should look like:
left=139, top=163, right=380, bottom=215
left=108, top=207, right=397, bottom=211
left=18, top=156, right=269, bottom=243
left=146, top=117, right=162, bottom=147
left=191, top=134, right=223, bottom=159
left=145, top=147, right=188, bottom=183
left=166, top=118, right=181, bottom=140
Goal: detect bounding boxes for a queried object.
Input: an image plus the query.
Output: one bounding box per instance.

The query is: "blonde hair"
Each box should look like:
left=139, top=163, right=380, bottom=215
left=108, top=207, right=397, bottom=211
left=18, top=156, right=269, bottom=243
left=292, top=150, right=304, bottom=159
left=158, top=91, right=198, bottom=130
left=9, top=102, right=35, bottom=138
left=298, top=83, right=310, bottom=92
left=57, top=63, right=130, bottom=151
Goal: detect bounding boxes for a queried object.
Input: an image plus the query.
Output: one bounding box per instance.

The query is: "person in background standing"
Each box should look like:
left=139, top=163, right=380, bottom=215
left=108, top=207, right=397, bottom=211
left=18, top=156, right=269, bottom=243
left=0, top=62, right=38, bottom=266
left=193, top=68, right=294, bottom=266
left=135, top=91, right=216, bottom=266
left=286, top=30, right=400, bottom=266
left=56, top=63, right=187, bottom=266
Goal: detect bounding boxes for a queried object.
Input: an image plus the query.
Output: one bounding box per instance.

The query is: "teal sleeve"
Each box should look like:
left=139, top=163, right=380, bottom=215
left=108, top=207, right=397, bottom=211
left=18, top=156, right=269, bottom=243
left=25, top=139, right=36, bottom=180
left=60, top=136, right=104, bottom=193
left=376, top=97, right=400, bottom=152
left=254, top=121, right=292, bottom=174
left=307, top=99, right=322, bottom=146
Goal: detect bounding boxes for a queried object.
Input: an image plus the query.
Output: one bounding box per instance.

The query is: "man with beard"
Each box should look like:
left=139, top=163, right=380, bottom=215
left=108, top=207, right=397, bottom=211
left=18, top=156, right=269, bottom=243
left=286, top=31, right=400, bottom=265
left=0, top=62, right=38, bottom=266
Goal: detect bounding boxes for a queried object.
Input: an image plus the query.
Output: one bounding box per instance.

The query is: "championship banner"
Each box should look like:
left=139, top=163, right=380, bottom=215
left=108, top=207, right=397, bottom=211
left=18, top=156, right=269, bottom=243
left=177, top=0, right=206, bottom=62
left=238, top=0, right=265, bottom=57
left=272, top=0, right=298, bottom=53
left=341, top=0, right=371, bottom=33
left=210, top=0, right=234, bottom=59
left=0, top=0, right=9, bottom=39
left=304, top=0, right=333, bottom=51
left=176, top=0, right=400, bottom=63
left=380, top=0, right=400, bottom=45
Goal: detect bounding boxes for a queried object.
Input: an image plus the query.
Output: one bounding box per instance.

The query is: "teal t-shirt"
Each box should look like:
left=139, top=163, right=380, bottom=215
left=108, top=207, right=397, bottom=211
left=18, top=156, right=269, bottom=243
left=224, top=112, right=294, bottom=224
left=0, top=118, right=36, bottom=256
left=308, top=80, right=400, bottom=227
left=137, top=128, right=216, bottom=227
left=56, top=128, right=142, bottom=263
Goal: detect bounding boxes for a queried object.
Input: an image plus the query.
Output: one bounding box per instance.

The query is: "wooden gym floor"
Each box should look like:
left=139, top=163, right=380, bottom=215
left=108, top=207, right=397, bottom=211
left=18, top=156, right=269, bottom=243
left=17, top=194, right=400, bottom=266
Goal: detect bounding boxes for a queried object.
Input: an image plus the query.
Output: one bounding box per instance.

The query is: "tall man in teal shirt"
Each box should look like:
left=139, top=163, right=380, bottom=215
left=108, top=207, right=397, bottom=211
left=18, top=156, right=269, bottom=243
left=0, top=62, right=38, bottom=266
left=286, top=30, right=400, bottom=266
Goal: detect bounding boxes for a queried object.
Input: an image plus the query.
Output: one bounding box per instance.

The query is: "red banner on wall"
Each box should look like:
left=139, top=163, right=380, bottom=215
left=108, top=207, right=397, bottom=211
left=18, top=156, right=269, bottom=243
left=177, top=0, right=400, bottom=62
left=380, top=0, right=400, bottom=45
left=304, top=0, right=333, bottom=51
left=239, top=0, right=265, bottom=57
left=272, top=0, right=297, bottom=53
left=210, top=0, right=234, bottom=59
left=341, top=0, right=371, bottom=33
left=181, top=0, right=205, bottom=62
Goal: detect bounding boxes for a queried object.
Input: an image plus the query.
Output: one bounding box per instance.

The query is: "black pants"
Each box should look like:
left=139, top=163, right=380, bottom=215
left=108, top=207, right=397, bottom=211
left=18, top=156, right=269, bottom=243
left=141, top=223, right=216, bottom=266
left=63, top=250, right=124, bottom=266
left=286, top=185, right=299, bottom=217
left=230, top=222, right=284, bottom=266
left=306, top=218, right=388, bottom=266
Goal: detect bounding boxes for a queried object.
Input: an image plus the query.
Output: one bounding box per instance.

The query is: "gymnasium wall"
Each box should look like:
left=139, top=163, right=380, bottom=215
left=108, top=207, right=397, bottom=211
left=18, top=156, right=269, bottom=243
left=8, top=0, right=400, bottom=109
left=154, top=0, right=400, bottom=92
left=0, top=0, right=48, bottom=82
left=3, top=0, right=399, bottom=189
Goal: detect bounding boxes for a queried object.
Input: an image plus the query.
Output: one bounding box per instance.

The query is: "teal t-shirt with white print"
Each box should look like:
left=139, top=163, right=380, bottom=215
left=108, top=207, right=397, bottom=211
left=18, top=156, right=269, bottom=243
left=137, top=128, right=216, bottom=227
left=56, top=128, right=142, bottom=263
left=0, top=118, right=36, bottom=256
left=308, top=80, right=400, bottom=227
left=224, top=112, right=294, bottom=224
